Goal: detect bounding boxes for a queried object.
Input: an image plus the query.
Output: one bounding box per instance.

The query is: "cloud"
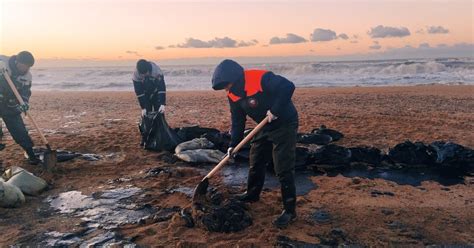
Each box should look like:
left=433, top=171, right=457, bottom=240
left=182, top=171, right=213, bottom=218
left=310, top=28, right=338, bottom=42
left=125, top=51, right=141, bottom=56
left=368, top=25, right=411, bottom=38
left=427, top=26, right=449, bottom=34
left=310, top=29, right=350, bottom=42
left=269, top=33, right=307, bottom=44
left=155, top=46, right=165, bottom=50
left=369, top=41, right=382, bottom=50
left=176, top=37, right=258, bottom=48
left=416, top=29, right=425, bottom=34
left=237, top=40, right=259, bottom=47
left=338, top=33, right=349, bottom=40
left=349, top=34, right=359, bottom=43
left=178, top=38, right=213, bottom=48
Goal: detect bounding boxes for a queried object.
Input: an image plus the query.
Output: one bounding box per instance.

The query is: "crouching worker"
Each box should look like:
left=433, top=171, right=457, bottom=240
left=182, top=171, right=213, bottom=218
left=132, top=59, right=167, bottom=145
left=211, top=59, right=299, bottom=228
left=0, top=51, right=41, bottom=165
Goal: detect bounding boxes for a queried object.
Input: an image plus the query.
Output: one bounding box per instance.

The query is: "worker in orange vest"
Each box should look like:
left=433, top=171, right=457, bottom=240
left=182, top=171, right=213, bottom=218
left=212, top=59, right=299, bottom=228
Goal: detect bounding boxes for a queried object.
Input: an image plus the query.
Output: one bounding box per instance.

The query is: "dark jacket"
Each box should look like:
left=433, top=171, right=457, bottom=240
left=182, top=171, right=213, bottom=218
left=0, top=55, right=33, bottom=115
left=132, top=62, right=166, bottom=110
left=212, top=59, right=298, bottom=147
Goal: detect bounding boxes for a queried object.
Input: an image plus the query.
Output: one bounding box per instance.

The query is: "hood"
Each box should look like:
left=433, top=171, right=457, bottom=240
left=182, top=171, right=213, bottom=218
left=211, top=59, right=244, bottom=90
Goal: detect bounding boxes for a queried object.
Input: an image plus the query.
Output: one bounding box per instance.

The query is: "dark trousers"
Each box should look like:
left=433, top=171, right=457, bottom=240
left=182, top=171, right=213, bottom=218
left=247, top=121, right=298, bottom=213
left=0, top=113, right=34, bottom=152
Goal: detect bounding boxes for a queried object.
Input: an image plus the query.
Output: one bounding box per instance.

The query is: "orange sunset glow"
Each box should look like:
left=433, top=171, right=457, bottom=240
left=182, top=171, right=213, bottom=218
left=1, top=0, right=472, bottom=63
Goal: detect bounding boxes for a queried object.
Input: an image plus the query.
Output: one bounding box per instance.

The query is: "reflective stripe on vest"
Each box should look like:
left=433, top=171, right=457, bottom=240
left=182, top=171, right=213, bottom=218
left=227, top=70, right=268, bottom=102
left=228, top=92, right=241, bottom=102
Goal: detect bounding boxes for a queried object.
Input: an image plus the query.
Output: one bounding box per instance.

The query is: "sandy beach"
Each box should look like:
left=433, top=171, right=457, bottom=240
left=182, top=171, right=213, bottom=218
left=0, top=85, right=473, bottom=247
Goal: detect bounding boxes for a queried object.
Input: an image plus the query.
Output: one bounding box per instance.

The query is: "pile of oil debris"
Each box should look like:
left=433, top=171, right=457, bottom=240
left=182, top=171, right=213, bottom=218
left=183, top=189, right=253, bottom=233
left=200, top=199, right=253, bottom=233
left=158, top=125, right=474, bottom=176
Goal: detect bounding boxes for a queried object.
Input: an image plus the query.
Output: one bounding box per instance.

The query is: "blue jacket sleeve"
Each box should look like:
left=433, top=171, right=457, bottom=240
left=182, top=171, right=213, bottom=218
left=262, top=73, right=295, bottom=117
left=156, top=75, right=166, bottom=105
left=229, top=100, right=246, bottom=147
left=133, top=80, right=148, bottom=109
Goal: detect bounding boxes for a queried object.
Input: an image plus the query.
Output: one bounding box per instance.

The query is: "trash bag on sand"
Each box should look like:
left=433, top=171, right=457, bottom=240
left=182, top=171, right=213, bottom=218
left=388, top=141, right=435, bottom=166
left=0, top=181, right=25, bottom=208
left=176, top=149, right=225, bottom=164
left=312, top=144, right=352, bottom=168
left=297, top=133, right=333, bottom=145
left=175, top=138, right=225, bottom=164
left=311, top=125, right=344, bottom=142
left=175, top=126, right=221, bottom=142
left=201, top=132, right=231, bottom=152
left=139, top=112, right=182, bottom=152
left=3, top=166, right=47, bottom=196
left=349, top=146, right=383, bottom=166
left=430, top=141, right=474, bottom=168
left=175, top=138, right=215, bottom=154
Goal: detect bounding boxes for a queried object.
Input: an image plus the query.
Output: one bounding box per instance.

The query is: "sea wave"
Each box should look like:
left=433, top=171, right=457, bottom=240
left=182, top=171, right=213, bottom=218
left=31, top=58, right=474, bottom=91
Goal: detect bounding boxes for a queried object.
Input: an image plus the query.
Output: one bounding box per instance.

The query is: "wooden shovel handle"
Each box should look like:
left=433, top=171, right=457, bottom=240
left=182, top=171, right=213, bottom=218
left=204, top=117, right=269, bottom=179
left=2, top=72, right=51, bottom=148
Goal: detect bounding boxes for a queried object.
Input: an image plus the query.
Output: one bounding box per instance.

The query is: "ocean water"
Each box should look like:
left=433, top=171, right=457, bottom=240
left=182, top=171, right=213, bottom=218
left=31, top=58, right=474, bottom=91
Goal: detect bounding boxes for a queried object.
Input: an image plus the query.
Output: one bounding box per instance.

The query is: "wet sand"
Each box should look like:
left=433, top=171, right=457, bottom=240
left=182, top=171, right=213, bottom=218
left=0, top=85, right=473, bottom=247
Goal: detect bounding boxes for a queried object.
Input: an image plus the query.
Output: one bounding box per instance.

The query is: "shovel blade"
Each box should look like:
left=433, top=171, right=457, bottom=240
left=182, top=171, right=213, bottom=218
left=43, top=149, right=57, bottom=171
left=192, top=178, right=209, bottom=202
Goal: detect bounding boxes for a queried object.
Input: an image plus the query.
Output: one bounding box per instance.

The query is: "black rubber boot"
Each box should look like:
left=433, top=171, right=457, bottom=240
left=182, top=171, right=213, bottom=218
left=273, top=210, right=296, bottom=229
left=26, top=148, right=41, bottom=165
left=234, top=191, right=260, bottom=203
left=274, top=170, right=297, bottom=228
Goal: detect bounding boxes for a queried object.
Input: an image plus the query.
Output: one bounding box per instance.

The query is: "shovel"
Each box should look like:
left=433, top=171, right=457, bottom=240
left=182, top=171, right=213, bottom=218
left=2, top=72, right=57, bottom=170
left=192, top=117, right=269, bottom=203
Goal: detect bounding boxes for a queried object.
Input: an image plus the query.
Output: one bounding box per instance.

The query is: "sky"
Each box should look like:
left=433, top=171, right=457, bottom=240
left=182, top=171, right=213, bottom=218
left=0, top=0, right=473, bottom=65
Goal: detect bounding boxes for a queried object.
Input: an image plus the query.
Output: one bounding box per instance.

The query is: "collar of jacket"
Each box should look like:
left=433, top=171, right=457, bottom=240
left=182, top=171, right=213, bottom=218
left=229, top=77, right=246, bottom=97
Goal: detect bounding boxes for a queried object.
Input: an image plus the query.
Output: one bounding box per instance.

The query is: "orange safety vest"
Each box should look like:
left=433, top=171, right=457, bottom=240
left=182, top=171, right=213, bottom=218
left=228, top=70, right=268, bottom=102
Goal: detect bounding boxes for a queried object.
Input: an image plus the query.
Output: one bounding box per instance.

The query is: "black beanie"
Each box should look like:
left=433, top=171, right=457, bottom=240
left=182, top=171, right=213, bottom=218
left=136, top=59, right=152, bottom=74
left=16, top=51, right=35, bottom=66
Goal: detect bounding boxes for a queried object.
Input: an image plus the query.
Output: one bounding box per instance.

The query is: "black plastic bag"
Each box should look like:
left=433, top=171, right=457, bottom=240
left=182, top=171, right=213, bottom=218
left=174, top=125, right=220, bottom=142
left=311, top=125, right=344, bottom=142
left=297, top=133, right=333, bottom=145
left=349, top=146, right=383, bottom=166
left=388, top=141, right=435, bottom=166
left=139, top=112, right=182, bottom=152
left=430, top=141, right=474, bottom=168
left=312, top=144, right=352, bottom=167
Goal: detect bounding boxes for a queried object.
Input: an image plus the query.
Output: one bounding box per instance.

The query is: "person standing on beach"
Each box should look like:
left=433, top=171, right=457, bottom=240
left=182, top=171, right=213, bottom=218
left=132, top=59, right=166, bottom=117
left=132, top=59, right=167, bottom=147
left=211, top=59, right=299, bottom=228
left=0, top=51, right=41, bottom=165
